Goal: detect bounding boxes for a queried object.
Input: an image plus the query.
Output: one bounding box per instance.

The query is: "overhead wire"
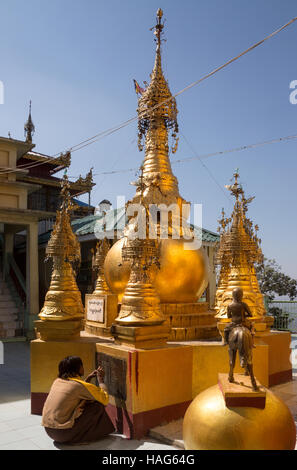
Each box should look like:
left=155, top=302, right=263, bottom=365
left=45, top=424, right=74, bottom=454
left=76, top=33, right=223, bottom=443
left=60, top=14, right=297, bottom=155
left=180, top=133, right=232, bottom=204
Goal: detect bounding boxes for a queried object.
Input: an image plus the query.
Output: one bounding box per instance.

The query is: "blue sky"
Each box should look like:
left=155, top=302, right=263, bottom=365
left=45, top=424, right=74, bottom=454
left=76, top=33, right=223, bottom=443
left=0, top=0, right=297, bottom=280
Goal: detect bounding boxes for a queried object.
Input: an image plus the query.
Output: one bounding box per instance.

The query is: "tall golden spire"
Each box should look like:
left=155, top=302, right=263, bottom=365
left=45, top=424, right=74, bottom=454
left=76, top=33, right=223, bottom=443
left=134, top=8, right=181, bottom=201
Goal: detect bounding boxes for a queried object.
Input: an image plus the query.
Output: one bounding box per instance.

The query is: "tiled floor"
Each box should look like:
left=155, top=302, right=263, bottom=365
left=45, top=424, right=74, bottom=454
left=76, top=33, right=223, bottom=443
left=1, top=341, right=297, bottom=450
left=0, top=341, right=176, bottom=450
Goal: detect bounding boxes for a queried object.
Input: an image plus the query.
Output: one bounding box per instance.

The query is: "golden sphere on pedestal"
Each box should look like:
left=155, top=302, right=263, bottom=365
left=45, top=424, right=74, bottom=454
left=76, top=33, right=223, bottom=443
left=104, top=237, right=209, bottom=303
left=183, top=384, right=296, bottom=450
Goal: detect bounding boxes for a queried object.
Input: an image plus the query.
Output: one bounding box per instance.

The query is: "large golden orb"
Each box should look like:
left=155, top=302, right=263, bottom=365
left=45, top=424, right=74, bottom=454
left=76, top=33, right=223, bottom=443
left=183, top=384, right=296, bottom=450
left=104, top=237, right=208, bottom=303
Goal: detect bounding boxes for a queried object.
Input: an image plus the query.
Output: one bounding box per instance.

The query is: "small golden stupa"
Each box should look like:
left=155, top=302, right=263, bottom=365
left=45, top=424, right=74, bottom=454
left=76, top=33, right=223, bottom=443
left=35, top=172, right=84, bottom=340
left=215, top=170, right=273, bottom=332
left=112, top=167, right=169, bottom=348
left=115, top=168, right=164, bottom=326
left=92, top=238, right=112, bottom=295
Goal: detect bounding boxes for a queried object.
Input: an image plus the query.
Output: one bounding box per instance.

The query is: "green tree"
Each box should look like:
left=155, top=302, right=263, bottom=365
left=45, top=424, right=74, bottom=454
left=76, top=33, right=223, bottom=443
left=256, top=258, right=297, bottom=301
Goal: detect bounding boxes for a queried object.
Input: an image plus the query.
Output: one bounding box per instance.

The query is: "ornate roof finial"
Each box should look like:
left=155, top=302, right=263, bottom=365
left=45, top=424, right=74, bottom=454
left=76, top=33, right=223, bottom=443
left=24, top=100, right=35, bottom=143
left=75, top=167, right=94, bottom=191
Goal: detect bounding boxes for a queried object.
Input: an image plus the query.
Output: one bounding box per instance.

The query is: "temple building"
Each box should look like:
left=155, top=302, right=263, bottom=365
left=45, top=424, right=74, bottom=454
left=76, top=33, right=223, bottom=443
left=0, top=106, right=94, bottom=339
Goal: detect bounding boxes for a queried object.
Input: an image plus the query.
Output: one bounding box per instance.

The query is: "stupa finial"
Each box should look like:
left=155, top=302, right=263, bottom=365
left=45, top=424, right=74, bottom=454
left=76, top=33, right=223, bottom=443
left=45, top=172, right=80, bottom=264
left=24, top=100, right=35, bottom=143
left=154, top=8, right=164, bottom=51
left=137, top=9, right=178, bottom=153
left=225, top=169, right=244, bottom=202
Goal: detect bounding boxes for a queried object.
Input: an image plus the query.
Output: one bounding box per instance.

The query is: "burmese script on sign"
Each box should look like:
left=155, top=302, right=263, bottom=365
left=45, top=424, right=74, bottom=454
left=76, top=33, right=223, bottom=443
left=87, top=298, right=104, bottom=323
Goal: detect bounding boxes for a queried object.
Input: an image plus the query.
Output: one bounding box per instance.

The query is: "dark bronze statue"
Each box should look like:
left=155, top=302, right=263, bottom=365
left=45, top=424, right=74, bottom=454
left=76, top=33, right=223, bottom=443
left=224, top=287, right=258, bottom=391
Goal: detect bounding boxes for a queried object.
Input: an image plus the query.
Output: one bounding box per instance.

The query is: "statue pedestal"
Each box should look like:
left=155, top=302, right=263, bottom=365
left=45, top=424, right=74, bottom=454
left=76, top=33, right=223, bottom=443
left=84, top=293, right=118, bottom=337
left=218, top=373, right=266, bottom=408
left=112, top=324, right=170, bottom=349
left=34, top=319, right=84, bottom=341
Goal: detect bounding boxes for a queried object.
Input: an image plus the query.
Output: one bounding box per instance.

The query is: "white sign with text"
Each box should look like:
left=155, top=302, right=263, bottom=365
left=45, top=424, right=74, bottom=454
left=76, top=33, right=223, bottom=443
left=87, top=297, right=105, bottom=323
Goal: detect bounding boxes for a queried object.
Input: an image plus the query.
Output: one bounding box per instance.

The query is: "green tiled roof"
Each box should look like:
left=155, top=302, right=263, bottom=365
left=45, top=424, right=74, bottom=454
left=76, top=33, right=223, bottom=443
left=38, top=207, right=219, bottom=245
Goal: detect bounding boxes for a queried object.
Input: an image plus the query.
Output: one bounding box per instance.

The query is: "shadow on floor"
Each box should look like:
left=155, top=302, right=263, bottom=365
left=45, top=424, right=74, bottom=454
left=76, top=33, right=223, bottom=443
left=0, top=342, right=30, bottom=403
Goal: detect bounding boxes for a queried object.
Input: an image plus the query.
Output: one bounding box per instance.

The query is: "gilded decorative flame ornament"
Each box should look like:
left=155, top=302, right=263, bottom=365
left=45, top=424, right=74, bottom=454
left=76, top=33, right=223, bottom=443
left=92, top=238, right=112, bottom=295
left=38, top=173, right=84, bottom=321
left=54, top=150, right=71, bottom=169
left=75, top=167, right=94, bottom=191
left=115, top=169, right=165, bottom=325
left=104, top=9, right=208, bottom=303
left=215, top=170, right=266, bottom=319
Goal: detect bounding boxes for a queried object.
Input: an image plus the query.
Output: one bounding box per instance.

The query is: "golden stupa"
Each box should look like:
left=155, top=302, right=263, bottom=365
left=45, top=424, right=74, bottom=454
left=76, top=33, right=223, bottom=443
left=215, top=170, right=272, bottom=331
left=92, top=238, right=112, bottom=295
left=36, top=173, right=84, bottom=340
left=104, top=9, right=208, bottom=310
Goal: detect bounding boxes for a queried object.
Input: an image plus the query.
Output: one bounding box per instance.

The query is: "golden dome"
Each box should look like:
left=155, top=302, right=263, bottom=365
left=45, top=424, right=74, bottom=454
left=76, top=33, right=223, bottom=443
left=104, top=237, right=208, bottom=303
left=183, top=384, right=296, bottom=450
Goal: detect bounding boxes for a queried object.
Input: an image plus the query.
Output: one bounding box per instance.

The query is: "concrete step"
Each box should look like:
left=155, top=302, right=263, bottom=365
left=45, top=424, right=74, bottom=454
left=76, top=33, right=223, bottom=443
left=0, top=314, right=18, bottom=322
left=0, top=290, right=11, bottom=296
left=0, top=329, right=16, bottom=339
left=0, top=282, right=9, bottom=288
left=0, top=307, right=18, bottom=315
left=0, top=320, right=18, bottom=329
left=0, top=301, right=17, bottom=308
left=0, top=299, right=17, bottom=305
left=0, top=295, right=14, bottom=301
left=0, top=287, right=11, bottom=294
